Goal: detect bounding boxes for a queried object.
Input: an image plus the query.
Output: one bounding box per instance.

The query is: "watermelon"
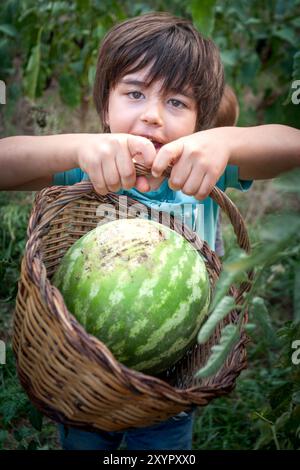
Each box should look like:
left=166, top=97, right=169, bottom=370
left=53, top=218, right=210, bottom=374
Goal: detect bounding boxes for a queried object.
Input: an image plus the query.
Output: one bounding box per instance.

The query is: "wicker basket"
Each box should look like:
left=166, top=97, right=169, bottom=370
left=13, top=163, right=253, bottom=432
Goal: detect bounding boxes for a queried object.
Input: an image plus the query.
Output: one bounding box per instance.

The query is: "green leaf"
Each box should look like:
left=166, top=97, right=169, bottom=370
left=194, top=324, right=240, bottom=379
left=59, top=72, right=81, bottom=108
left=0, top=24, right=17, bottom=37
left=23, top=27, right=43, bottom=100
left=251, top=297, right=279, bottom=345
left=190, top=0, right=217, bottom=37
left=210, top=250, right=250, bottom=311
left=254, top=421, right=274, bottom=449
left=18, top=7, right=38, bottom=24
left=220, top=49, right=239, bottom=67
left=244, top=18, right=262, bottom=25
left=272, top=168, right=300, bottom=193
left=273, top=27, right=298, bottom=45
left=198, top=296, right=239, bottom=344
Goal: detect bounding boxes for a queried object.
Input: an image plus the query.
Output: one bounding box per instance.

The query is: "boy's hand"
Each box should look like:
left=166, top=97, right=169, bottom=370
left=151, top=129, right=231, bottom=200
left=76, top=133, right=156, bottom=195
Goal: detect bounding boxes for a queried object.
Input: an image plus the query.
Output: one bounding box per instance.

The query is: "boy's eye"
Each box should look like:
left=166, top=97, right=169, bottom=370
left=168, top=98, right=186, bottom=109
left=127, top=91, right=143, bottom=100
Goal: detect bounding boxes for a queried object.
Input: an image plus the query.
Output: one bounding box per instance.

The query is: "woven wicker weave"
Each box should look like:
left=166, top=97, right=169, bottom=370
left=13, top=163, right=253, bottom=432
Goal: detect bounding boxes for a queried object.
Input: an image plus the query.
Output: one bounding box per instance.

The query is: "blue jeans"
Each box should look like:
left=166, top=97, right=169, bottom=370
left=58, top=410, right=195, bottom=450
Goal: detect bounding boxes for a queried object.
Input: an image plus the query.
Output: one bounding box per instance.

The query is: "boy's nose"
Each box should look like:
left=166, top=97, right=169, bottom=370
left=140, top=101, right=163, bottom=126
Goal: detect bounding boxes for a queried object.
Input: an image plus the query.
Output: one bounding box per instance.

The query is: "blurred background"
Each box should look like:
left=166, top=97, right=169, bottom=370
left=0, top=0, right=299, bottom=450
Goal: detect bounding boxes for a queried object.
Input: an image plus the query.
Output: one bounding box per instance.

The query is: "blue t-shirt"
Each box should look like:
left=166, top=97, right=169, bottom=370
left=53, top=166, right=251, bottom=251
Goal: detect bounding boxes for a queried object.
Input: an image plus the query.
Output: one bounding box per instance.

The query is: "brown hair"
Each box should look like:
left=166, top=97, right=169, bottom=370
left=93, top=12, right=224, bottom=132
left=214, top=84, right=239, bottom=127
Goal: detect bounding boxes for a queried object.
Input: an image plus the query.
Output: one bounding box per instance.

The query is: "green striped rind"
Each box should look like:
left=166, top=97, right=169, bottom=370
left=53, top=219, right=210, bottom=374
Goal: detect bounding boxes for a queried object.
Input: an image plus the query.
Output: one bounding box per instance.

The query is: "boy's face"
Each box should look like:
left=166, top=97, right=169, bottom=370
left=106, top=64, right=197, bottom=158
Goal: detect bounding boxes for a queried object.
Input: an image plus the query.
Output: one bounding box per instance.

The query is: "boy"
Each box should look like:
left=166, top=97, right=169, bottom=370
left=0, top=12, right=299, bottom=449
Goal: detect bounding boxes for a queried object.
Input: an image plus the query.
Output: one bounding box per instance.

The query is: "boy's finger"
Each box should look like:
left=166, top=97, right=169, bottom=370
left=135, top=175, right=151, bottom=192
left=151, top=140, right=184, bottom=177
left=102, top=157, right=121, bottom=193
left=89, top=163, right=108, bottom=195
left=168, top=156, right=193, bottom=191
left=127, top=135, right=156, bottom=168
left=194, top=173, right=213, bottom=200
left=115, top=149, right=136, bottom=190
left=181, top=167, right=204, bottom=195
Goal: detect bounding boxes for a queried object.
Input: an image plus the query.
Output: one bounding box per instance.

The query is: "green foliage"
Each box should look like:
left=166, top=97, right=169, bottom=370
left=0, top=192, right=53, bottom=449
left=194, top=168, right=300, bottom=448
left=211, top=0, right=300, bottom=127
left=0, top=346, right=57, bottom=449
left=251, top=297, right=279, bottom=345
left=252, top=321, right=300, bottom=449
left=195, top=323, right=240, bottom=378
left=208, top=250, right=249, bottom=310
left=272, top=168, right=300, bottom=193
left=197, top=295, right=240, bottom=344
left=196, top=168, right=300, bottom=361
left=193, top=361, right=299, bottom=450
left=23, top=27, right=43, bottom=101
left=0, top=192, right=33, bottom=300
left=0, top=0, right=189, bottom=109
left=190, top=0, right=217, bottom=37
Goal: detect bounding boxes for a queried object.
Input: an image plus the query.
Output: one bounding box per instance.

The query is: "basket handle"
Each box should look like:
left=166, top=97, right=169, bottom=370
left=134, top=162, right=251, bottom=253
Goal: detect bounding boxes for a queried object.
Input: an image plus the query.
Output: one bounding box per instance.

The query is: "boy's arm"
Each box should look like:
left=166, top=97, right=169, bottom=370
left=0, top=134, right=156, bottom=192
left=0, top=135, right=78, bottom=190
left=151, top=124, right=300, bottom=200
left=228, top=124, right=300, bottom=180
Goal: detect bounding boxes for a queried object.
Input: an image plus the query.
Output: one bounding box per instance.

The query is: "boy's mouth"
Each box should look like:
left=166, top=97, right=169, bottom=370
left=152, top=140, right=163, bottom=151
left=138, top=134, right=165, bottom=152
